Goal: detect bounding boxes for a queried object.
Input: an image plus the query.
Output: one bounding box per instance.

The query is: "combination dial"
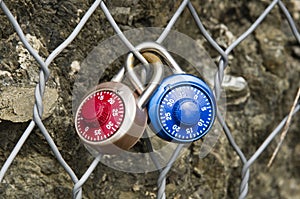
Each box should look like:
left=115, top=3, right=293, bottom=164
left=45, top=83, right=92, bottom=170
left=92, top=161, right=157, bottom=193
left=148, top=74, right=216, bottom=143
left=76, top=90, right=125, bottom=142
left=74, top=82, right=147, bottom=154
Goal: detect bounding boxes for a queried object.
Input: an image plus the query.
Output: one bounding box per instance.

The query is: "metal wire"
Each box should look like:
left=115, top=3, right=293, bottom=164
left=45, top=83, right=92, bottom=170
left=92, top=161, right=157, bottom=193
left=278, top=1, right=300, bottom=43
left=156, top=0, right=190, bottom=44
left=0, top=0, right=104, bottom=197
left=100, top=1, right=149, bottom=65
left=72, top=155, right=102, bottom=199
left=0, top=0, right=299, bottom=198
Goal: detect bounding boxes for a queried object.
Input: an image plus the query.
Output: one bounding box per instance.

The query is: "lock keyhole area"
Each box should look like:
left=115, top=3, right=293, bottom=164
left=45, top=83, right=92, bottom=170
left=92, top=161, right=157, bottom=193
left=81, top=100, right=110, bottom=126
left=172, top=99, right=201, bottom=126
left=76, top=90, right=125, bottom=142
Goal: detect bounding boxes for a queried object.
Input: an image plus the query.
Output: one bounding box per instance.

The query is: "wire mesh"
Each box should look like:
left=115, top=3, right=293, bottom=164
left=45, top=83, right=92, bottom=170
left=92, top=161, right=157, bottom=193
left=0, top=0, right=299, bottom=198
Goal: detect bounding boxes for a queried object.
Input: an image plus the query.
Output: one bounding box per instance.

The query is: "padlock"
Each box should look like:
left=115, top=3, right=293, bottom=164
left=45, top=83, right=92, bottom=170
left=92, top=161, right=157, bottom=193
left=74, top=52, right=163, bottom=154
left=126, top=41, right=216, bottom=143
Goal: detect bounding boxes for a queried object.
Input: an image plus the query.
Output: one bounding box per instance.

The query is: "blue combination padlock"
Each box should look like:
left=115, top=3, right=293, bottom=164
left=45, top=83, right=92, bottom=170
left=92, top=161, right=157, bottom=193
left=126, top=42, right=217, bottom=143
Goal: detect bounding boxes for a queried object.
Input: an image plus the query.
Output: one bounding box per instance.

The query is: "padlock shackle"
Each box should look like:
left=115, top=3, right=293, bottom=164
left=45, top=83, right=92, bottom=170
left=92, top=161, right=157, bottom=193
left=126, top=42, right=186, bottom=108
left=111, top=67, right=125, bottom=83
left=126, top=52, right=163, bottom=109
left=114, top=42, right=184, bottom=86
left=134, top=41, right=185, bottom=74
left=126, top=53, right=147, bottom=94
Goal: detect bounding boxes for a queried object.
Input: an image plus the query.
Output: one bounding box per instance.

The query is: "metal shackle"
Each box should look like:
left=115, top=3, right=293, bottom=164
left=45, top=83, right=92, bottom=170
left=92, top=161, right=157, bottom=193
left=126, top=41, right=184, bottom=95
left=131, top=41, right=184, bottom=74
left=126, top=51, right=164, bottom=108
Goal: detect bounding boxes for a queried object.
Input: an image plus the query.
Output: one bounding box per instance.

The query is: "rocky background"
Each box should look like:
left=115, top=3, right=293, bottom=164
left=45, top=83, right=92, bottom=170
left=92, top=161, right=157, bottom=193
left=0, top=0, right=299, bottom=198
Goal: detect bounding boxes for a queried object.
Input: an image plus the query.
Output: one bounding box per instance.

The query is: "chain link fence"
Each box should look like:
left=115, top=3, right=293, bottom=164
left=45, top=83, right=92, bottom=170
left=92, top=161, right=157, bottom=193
left=0, top=0, right=300, bottom=198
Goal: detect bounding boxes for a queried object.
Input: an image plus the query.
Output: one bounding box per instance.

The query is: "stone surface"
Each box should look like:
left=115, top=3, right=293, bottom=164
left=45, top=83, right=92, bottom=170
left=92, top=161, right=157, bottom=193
left=222, top=75, right=250, bottom=106
left=0, top=0, right=299, bottom=199
left=0, top=86, right=58, bottom=122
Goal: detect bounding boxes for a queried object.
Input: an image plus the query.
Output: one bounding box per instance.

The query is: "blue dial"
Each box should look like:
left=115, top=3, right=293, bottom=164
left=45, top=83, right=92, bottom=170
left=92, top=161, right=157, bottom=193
left=148, top=74, right=216, bottom=143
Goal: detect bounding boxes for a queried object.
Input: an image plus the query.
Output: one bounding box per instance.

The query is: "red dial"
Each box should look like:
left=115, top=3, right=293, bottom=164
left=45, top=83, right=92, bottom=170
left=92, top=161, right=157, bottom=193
left=76, top=90, right=125, bottom=142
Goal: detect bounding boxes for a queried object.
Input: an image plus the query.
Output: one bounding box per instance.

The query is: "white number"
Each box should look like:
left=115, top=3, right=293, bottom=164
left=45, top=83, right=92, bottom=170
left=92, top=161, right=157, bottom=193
left=108, top=98, right=115, bottom=105
left=106, top=121, right=113, bottom=129
left=112, top=109, right=119, bottom=116
left=165, top=112, right=172, bottom=120
left=194, top=95, right=198, bottom=100
left=94, top=129, right=101, bottom=136
left=186, top=127, right=193, bottom=134
left=98, top=95, right=104, bottom=100
left=167, top=99, right=175, bottom=107
left=201, top=107, right=207, bottom=111
left=84, top=126, right=89, bottom=132
left=198, top=119, right=204, bottom=126
left=172, top=124, right=180, bottom=132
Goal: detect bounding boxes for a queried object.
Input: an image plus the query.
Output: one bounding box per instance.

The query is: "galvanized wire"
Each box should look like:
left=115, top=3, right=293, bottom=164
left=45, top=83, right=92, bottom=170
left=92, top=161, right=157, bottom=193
left=0, top=1, right=104, bottom=198
left=0, top=0, right=299, bottom=199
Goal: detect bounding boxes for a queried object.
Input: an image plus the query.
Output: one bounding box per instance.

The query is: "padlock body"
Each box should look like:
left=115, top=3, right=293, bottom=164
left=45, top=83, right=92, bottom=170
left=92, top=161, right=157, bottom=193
left=148, top=74, right=216, bottom=143
left=75, top=82, right=147, bottom=154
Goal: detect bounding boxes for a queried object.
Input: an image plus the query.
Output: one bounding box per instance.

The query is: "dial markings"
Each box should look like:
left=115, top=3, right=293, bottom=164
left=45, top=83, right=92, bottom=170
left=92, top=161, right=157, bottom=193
left=158, top=84, right=215, bottom=142
left=75, top=90, right=125, bottom=142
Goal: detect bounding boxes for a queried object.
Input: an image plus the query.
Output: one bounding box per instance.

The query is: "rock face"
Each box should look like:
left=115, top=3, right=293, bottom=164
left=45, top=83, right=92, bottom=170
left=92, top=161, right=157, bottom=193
left=0, top=86, right=58, bottom=122
left=0, top=0, right=300, bottom=199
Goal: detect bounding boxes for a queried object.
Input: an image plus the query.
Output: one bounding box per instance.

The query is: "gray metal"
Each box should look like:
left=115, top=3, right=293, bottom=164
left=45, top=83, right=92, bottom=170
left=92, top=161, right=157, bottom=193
left=132, top=41, right=185, bottom=74
left=125, top=41, right=185, bottom=109
left=126, top=51, right=164, bottom=108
